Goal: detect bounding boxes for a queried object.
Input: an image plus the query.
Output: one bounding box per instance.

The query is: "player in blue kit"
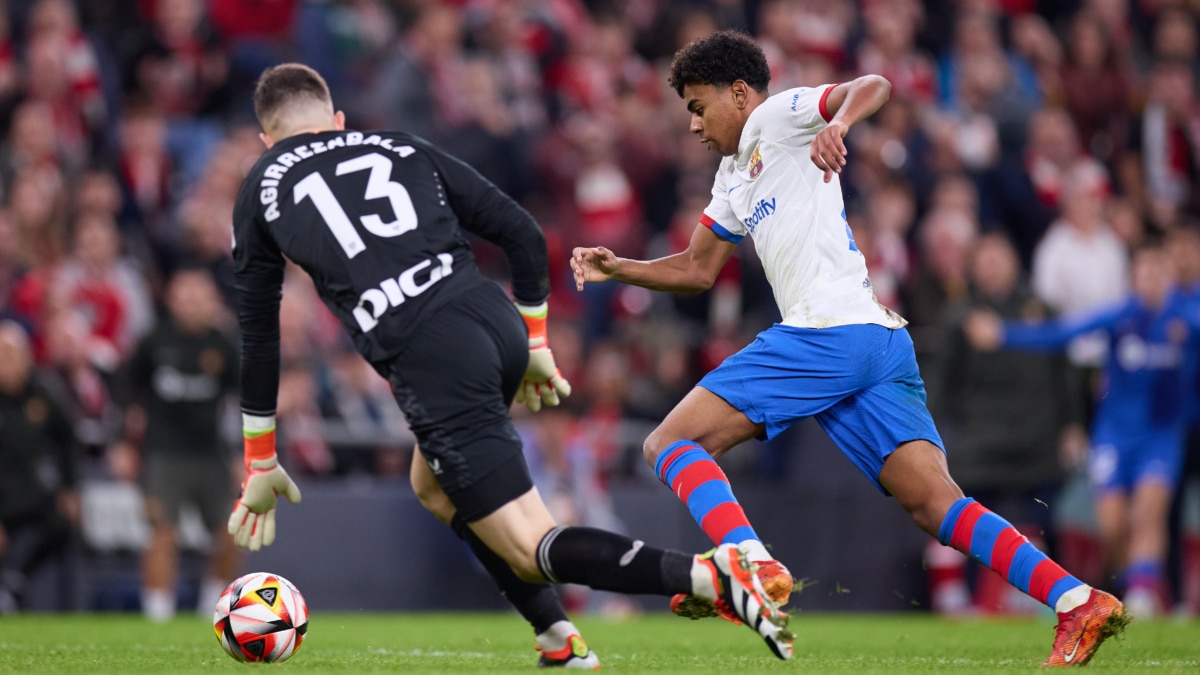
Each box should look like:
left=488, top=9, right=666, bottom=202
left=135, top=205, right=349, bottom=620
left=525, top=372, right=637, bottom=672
left=969, top=241, right=1200, bottom=617
left=571, top=30, right=1126, bottom=665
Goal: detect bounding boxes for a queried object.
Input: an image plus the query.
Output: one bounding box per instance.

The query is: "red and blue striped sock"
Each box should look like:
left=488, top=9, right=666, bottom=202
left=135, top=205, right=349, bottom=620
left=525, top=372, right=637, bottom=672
left=655, top=440, right=759, bottom=547
left=939, top=498, right=1085, bottom=611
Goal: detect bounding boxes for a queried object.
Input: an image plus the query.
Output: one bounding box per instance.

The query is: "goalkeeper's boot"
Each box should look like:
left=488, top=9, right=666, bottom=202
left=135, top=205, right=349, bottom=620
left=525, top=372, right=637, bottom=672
left=671, top=559, right=794, bottom=621
left=1043, top=588, right=1128, bottom=666
left=692, top=544, right=793, bottom=660
left=536, top=633, right=600, bottom=670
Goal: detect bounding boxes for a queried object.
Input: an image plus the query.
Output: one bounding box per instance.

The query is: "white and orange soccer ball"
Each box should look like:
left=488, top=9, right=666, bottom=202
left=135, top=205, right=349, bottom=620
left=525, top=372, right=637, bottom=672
left=213, top=572, right=309, bottom=663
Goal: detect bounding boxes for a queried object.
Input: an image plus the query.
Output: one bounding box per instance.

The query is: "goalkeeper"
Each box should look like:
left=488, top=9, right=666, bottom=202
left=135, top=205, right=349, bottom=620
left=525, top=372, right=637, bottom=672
left=228, top=63, right=792, bottom=665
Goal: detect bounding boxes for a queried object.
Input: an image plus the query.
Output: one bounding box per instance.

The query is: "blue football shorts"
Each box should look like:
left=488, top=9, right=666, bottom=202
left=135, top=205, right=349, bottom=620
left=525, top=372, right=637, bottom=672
left=697, top=323, right=944, bottom=493
left=1089, top=428, right=1187, bottom=493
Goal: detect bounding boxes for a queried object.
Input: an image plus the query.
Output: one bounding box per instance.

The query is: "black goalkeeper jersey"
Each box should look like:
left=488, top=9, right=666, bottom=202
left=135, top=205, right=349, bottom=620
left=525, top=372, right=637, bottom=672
left=233, top=129, right=549, bottom=417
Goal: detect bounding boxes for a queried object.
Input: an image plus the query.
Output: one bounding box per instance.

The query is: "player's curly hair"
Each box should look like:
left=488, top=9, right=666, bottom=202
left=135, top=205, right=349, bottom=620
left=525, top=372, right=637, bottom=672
left=667, top=30, right=771, bottom=98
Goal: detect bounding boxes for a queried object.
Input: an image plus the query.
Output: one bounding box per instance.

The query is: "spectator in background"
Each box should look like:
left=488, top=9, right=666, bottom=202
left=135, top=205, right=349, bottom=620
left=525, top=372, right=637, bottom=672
left=123, top=0, right=231, bottom=184
left=207, top=0, right=296, bottom=111
left=0, top=2, right=17, bottom=106
left=1032, top=166, right=1128, bottom=369
left=0, top=321, right=78, bottom=613
left=439, top=56, right=532, bottom=198
left=24, top=0, right=106, bottom=160
left=1009, top=13, right=1062, bottom=101
left=849, top=94, right=937, bottom=201
left=903, top=207, right=978, bottom=354
left=74, top=167, right=155, bottom=266
left=7, top=169, right=69, bottom=356
left=1086, top=0, right=1135, bottom=62
left=2, top=100, right=65, bottom=192
left=117, top=101, right=173, bottom=241
left=938, top=8, right=1041, bottom=148
left=1122, top=60, right=1200, bottom=230
left=1108, top=196, right=1147, bottom=250
left=120, top=267, right=239, bottom=621
left=177, top=193, right=236, bottom=308
left=367, top=4, right=464, bottom=142
left=859, top=181, right=917, bottom=313
left=626, top=332, right=694, bottom=425
left=0, top=210, right=24, bottom=316
left=929, top=171, right=980, bottom=215
left=465, top=1, right=548, bottom=133
left=792, top=0, right=853, bottom=69
left=986, top=109, right=1107, bottom=262
left=554, top=10, right=658, bottom=117
left=576, top=342, right=635, bottom=479
left=38, top=308, right=121, bottom=456
left=857, top=0, right=935, bottom=104
left=756, top=0, right=804, bottom=91
left=536, top=114, right=643, bottom=341
left=1060, top=11, right=1132, bottom=163
left=1150, top=7, right=1198, bottom=68
left=927, top=233, right=1082, bottom=615
left=1025, top=109, right=1110, bottom=211
left=59, top=210, right=154, bottom=352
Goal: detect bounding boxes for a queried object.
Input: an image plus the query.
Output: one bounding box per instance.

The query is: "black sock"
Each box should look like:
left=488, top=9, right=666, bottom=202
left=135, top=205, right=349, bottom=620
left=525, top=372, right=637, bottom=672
left=536, top=526, right=694, bottom=596
left=451, top=514, right=567, bottom=634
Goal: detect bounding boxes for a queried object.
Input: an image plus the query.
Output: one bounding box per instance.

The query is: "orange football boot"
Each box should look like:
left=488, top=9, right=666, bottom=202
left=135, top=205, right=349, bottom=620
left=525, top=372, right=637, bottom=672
left=670, top=559, right=793, bottom=622
left=1044, top=589, right=1129, bottom=667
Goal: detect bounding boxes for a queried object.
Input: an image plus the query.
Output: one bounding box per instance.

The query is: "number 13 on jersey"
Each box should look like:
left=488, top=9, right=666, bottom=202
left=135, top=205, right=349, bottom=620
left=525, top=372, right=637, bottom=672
left=293, top=152, right=419, bottom=258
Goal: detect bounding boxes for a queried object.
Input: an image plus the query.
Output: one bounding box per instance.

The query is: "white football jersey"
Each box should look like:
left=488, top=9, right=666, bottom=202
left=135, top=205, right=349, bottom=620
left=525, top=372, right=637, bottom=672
left=701, top=85, right=906, bottom=329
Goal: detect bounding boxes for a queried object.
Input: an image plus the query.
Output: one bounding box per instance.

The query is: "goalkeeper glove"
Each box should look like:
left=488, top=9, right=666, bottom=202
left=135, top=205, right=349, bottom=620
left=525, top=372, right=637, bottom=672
left=513, top=302, right=572, bottom=413
left=228, top=415, right=301, bottom=552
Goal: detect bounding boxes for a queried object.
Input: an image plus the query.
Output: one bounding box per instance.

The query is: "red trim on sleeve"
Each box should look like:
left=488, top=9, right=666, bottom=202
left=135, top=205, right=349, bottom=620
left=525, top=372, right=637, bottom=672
left=699, top=213, right=716, bottom=228
left=818, top=83, right=842, bottom=123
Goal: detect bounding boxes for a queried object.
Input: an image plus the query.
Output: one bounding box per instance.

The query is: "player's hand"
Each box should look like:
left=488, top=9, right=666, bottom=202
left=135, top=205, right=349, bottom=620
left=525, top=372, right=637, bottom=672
left=227, top=455, right=301, bottom=552
left=570, top=247, right=620, bottom=291
left=516, top=342, right=572, bottom=412
left=514, top=302, right=572, bottom=412
left=963, top=310, right=1003, bottom=351
left=811, top=119, right=849, bottom=183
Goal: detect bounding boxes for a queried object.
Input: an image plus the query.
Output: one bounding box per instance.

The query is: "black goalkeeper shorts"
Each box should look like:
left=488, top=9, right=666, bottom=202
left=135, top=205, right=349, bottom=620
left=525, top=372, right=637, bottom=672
left=376, top=283, right=533, bottom=522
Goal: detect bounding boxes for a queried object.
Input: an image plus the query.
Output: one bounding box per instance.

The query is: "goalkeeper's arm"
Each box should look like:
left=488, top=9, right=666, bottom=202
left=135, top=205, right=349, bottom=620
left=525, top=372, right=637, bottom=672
left=418, top=138, right=571, bottom=412
left=229, top=201, right=301, bottom=552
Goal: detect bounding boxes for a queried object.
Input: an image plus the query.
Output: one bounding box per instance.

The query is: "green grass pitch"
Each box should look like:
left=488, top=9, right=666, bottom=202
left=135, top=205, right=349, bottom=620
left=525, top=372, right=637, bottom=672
left=0, top=612, right=1195, bottom=673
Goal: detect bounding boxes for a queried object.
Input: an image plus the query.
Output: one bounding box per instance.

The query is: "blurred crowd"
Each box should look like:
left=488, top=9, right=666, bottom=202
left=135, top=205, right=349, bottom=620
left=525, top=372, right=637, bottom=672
left=0, top=0, right=1198, bottom=615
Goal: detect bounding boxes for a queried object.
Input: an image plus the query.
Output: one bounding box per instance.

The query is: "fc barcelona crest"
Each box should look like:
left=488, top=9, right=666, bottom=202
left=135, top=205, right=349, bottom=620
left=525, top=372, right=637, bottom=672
left=749, top=145, right=764, bottom=179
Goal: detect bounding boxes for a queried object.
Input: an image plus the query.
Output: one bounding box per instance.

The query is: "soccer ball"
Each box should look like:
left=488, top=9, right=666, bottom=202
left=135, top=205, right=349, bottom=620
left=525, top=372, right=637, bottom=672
left=213, top=572, right=309, bottom=663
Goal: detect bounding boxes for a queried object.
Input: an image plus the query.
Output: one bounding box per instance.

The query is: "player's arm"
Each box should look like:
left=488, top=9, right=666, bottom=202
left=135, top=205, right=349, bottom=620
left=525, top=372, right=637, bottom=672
left=965, top=304, right=1121, bottom=352
left=572, top=223, right=738, bottom=294
left=418, top=138, right=570, bottom=412
left=810, top=75, right=892, bottom=183
left=228, top=189, right=300, bottom=552
left=418, top=138, right=550, bottom=307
